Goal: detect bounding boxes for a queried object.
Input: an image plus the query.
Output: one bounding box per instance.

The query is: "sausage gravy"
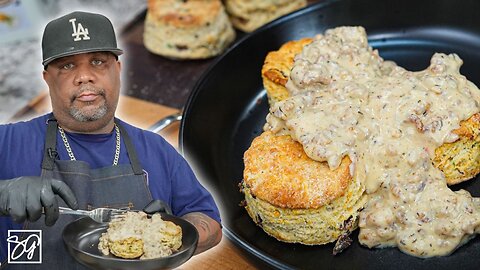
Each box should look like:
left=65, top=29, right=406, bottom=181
left=264, top=26, right=480, bottom=257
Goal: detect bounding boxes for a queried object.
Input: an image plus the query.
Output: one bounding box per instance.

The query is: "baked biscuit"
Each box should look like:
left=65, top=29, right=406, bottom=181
left=225, top=0, right=307, bottom=32
left=433, top=113, right=480, bottom=185
left=109, top=237, right=144, bottom=259
left=261, top=37, right=313, bottom=105
left=143, top=0, right=235, bottom=59
left=262, top=38, right=480, bottom=185
left=141, top=214, right=183, bottom=259
left=242, top=131, right=367, bottom=245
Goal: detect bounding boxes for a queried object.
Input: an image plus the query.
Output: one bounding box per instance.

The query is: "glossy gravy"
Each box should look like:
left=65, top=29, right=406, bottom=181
left=264, top=26, right=480, bottom=257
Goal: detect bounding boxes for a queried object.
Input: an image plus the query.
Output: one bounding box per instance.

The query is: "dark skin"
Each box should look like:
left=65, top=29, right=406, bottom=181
left=43, top=52, right=120, bottom=134
left=183, top=212, right=222, bottom=254
left=43, top=52, right=222, bottom=254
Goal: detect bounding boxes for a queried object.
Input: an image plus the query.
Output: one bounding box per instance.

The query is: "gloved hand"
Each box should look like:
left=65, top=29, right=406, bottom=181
left=0, top=176, right=78, bottom=226
left=143, top=199, right=172, bottom=215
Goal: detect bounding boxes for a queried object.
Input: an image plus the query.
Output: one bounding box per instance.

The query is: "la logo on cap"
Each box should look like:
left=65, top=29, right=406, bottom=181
left=69, top=18, right=90, bottom=41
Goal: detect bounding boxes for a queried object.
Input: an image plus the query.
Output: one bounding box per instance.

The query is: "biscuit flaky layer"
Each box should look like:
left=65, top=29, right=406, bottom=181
left=109, top=237, right=144, bottom=259
left=433, top=112, right=480, bottom=185
left=243, top=181, right=367, bottom=245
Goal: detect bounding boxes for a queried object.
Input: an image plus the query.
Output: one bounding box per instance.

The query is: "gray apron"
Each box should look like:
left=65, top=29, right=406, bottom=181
left=5, top=119, right=152, bottom=269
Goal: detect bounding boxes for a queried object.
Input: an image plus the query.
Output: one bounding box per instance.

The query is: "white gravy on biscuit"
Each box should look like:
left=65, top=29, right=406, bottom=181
left=265, top=26, right=480, bottom=257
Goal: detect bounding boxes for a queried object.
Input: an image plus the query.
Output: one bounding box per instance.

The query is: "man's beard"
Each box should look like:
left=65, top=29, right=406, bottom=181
left=69, top=87, right=108, bottom=122
left=69, top=102, right=108, bottom=122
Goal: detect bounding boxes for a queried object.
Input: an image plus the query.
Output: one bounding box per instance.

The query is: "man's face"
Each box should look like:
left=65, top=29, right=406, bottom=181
left=43, top=52, right=121, bottom=132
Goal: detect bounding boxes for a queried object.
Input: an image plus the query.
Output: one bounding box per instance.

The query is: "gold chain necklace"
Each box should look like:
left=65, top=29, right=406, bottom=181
left=58, top=124, right=121, bottom=166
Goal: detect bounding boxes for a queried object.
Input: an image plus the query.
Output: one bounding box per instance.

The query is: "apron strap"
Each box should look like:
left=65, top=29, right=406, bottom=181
left=41, top=118, right=59, bottom=171
left=115, top=120, right=144, bottom=175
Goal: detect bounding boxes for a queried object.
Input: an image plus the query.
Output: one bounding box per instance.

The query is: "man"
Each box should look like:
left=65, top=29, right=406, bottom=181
left=0, top=11, right=222, bottom=269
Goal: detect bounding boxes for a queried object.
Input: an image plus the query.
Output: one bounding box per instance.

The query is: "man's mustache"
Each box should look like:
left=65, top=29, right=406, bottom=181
left=71, top=86, right=105, bottom=102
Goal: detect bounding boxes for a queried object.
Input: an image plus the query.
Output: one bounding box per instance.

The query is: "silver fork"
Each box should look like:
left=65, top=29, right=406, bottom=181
left=59, top=207, right=127, bottom=223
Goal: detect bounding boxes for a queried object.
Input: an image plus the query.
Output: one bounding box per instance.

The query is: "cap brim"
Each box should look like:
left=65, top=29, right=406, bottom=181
left=42, top=48, right=123, bottom=66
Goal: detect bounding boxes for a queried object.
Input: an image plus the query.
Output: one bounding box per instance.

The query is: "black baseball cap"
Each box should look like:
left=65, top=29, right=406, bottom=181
left=42, top=11, right=123, bottom=66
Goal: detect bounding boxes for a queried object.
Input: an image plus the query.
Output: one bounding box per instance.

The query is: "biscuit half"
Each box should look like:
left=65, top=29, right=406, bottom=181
left=242, top=131, right=367, bottom=245
left=261, top=37, right=313, bottom=105
left=433, top=113, right=480, bottom=185
left=109, top=237, right=144, bottom=259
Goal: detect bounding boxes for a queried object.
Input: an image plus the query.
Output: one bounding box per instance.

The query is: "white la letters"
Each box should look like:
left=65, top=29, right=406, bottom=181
left=69, top=18, right=90, bottom=41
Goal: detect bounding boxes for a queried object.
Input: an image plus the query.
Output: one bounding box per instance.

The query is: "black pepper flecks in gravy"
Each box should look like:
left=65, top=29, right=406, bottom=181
left=264, top=26, right=480, bottom=257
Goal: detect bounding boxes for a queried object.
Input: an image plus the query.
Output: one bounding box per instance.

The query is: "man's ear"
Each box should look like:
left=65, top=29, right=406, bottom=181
left=42, top=69, right=53, bottom=90
left=42, top=69, right=49, bottom=83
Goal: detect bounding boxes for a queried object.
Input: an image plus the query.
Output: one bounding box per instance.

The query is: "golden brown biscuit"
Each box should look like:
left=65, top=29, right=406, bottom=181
left=242, top=131, right=367, bottom=245
left=261, top=37, right=313, bottom=105
left=109, top=237, right=144, bottom=259
left=225, top=0, right=307, bottom=32
left=244, top=131, right=352, bottom=208
left=144, top=0, right=235, bottom=59
left=433, top=113, right=480, bottom=185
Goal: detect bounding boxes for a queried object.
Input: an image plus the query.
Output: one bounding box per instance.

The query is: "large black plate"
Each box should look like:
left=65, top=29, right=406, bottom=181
left=180, top=0, right=480, bottom=269
left=62, top=214, right=198, bottom=270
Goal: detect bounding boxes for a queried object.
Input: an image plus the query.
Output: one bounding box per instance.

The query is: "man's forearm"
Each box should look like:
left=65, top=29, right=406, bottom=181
left=182, top=212, right=222, bottom=254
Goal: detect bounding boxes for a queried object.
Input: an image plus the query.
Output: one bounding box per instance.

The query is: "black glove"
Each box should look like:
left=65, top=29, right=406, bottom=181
left=0, top=176, right=78, bottom=226
left=143, top=199, right=172, bottom=215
